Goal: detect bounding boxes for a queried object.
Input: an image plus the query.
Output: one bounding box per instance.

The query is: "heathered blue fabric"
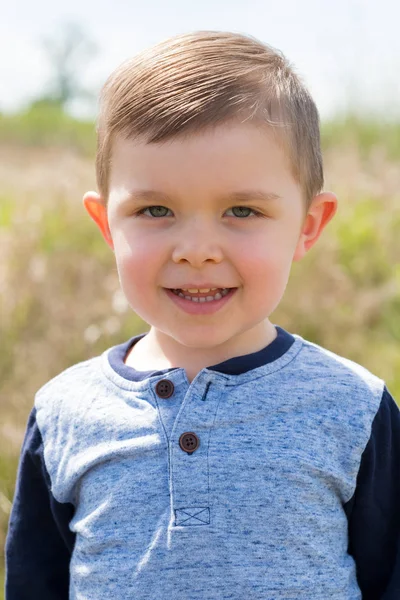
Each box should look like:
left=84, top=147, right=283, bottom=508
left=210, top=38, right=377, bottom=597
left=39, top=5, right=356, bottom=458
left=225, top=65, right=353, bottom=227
left=27, top=328, right=388, bottom=599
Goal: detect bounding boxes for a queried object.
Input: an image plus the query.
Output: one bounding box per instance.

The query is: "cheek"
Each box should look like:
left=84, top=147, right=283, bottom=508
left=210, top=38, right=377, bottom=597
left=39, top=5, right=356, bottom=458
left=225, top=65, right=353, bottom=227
left=113, top=233, right=159, bottom=292
left=237, top=235, right=294, bottom=280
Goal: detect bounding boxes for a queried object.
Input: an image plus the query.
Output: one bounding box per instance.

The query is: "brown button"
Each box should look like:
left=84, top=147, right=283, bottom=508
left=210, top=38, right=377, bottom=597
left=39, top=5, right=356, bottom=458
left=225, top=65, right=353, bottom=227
left=155, top=379, right=174, bottom=399
left=179, top=432, right=200, bottom=454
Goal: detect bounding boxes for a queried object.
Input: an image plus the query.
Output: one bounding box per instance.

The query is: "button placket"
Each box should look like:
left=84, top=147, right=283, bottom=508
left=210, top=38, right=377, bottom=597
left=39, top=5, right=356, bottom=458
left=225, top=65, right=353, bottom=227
left=170, top=376, right=221, bottom=526
left=153, top=377, right=190, bottom=444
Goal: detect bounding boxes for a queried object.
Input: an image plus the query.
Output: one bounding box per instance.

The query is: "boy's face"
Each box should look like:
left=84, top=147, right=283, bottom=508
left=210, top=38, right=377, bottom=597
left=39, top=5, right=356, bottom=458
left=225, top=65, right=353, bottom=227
left=84, top=122, right=336, bottom=357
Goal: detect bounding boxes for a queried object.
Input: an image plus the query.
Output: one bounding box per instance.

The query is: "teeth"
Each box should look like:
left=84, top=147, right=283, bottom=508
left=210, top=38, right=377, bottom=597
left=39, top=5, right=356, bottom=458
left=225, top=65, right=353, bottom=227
left=172, top=288, right=231, bottom=302
left=186, top=288, right=218, bottom=293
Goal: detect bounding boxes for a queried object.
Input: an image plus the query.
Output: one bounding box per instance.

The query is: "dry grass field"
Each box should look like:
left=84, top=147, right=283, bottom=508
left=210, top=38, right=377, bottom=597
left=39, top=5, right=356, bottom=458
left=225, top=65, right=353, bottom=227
left=1, top=118, right=399, bottom=595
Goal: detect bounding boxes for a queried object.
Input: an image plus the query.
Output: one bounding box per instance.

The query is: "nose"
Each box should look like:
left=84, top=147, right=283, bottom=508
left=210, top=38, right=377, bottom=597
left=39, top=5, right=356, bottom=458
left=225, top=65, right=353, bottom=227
left=171, top=219, right=224, bottom=267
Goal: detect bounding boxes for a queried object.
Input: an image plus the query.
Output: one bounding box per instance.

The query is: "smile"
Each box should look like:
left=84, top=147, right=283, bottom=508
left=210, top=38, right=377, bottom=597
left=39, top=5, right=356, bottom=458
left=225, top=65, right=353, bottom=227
left=165, top=287, right=237, bottom=315
left=171, top=288, right=231, bottom=302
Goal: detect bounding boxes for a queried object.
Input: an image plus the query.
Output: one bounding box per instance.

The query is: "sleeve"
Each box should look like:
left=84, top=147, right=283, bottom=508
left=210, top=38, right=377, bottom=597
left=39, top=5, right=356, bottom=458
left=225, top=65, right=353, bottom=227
left=344, top=387, right=400, bottom=600
left=5, top=407, right=76, bottom=600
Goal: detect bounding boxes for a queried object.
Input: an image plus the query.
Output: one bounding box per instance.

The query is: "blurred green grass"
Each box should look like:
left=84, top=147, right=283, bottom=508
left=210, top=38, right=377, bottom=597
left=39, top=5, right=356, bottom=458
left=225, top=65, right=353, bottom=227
left=322, top=113, right=400, bottom=161
left=1, top=109, right=400, bottom=598
left=0, top=103, right=95, bottom=155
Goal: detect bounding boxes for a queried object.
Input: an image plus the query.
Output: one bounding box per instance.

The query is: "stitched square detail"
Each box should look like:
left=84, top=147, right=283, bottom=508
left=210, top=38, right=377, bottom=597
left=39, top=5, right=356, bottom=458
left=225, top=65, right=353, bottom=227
left=175, top=507, right=210, bottom=526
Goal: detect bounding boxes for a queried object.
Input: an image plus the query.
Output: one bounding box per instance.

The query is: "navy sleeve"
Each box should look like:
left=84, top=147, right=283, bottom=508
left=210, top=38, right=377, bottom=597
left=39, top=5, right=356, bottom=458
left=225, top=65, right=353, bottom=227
left=344, top=387, right=400, bottom=599
left=5, top=408, right=76, bottom=600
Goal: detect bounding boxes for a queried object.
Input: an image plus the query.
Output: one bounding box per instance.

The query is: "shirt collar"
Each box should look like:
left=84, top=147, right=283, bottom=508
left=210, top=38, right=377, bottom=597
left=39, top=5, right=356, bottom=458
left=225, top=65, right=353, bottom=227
left=107, top=326, right=295, bottom=383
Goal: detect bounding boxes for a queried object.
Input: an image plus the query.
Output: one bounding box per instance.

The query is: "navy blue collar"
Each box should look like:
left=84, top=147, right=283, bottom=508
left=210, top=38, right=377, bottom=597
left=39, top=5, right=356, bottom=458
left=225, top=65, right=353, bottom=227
left=107, top=326, right=295, bottom=382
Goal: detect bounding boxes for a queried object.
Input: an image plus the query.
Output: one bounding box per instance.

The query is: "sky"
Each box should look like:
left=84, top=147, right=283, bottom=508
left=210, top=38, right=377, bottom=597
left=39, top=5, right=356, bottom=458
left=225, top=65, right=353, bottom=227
left=1, top=0, right=399, bottom=119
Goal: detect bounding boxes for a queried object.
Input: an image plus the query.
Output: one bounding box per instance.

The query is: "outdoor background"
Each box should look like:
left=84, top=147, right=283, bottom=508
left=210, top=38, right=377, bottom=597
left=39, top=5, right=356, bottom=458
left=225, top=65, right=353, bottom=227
left=1, top=0, right=400, bottom=595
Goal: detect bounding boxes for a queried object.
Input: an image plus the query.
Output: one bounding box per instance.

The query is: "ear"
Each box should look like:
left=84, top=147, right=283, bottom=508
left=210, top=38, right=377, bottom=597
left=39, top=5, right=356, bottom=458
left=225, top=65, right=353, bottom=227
left=293, top=192, right=337, bottom=261
left=83, top=191, right=114, bottom=250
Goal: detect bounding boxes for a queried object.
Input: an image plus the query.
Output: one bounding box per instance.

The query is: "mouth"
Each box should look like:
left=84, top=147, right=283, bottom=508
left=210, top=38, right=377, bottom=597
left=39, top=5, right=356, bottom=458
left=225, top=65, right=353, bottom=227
left=164, top=287, right=237, bottom=315
left=169, top=287, right=234, bottom=302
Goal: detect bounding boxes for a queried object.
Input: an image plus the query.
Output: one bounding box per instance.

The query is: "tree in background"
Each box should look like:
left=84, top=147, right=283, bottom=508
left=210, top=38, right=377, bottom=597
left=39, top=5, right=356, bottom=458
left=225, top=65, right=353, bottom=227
left=34, top=22, right=97, bottom=112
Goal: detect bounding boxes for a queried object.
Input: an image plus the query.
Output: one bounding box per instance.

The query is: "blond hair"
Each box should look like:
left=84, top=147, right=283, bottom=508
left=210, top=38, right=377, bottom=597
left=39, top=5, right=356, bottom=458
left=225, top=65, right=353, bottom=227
left=96, top=31, right=323, bottom=205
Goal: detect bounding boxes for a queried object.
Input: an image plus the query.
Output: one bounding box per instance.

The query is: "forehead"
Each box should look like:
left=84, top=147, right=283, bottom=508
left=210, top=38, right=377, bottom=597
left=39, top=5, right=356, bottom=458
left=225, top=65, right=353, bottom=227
left=108, top=122, right=298, bottom=199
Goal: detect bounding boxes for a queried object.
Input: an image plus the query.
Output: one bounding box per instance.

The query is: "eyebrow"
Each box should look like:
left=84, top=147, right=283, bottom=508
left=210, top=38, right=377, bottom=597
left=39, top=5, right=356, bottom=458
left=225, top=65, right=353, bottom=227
left=127, top=189, right=282, bottom=203
left=224, top=190, right=282, bottom=203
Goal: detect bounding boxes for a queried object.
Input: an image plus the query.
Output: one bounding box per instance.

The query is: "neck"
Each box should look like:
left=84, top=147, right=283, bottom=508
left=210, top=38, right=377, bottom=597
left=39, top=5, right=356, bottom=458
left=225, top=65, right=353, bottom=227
left=125, top=320, right=277, bottom=383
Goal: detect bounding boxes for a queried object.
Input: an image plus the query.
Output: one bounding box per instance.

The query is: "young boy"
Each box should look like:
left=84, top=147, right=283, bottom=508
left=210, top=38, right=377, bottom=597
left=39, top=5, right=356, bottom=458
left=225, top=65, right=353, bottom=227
left=5, top=31, right=400, bottom=600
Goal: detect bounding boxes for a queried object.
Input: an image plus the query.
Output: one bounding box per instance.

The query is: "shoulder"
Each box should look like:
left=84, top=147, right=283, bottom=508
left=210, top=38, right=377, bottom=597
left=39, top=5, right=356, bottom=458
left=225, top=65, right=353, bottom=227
left=33, top=353, right=107, bottom=442
left=35, top=354, right=102, bottom=407
left=294, top=335, right=385, bottom=398
left=288, top=335, right=386, bottom=433
left=32, top=351, right=115, bottom=502
left=37, top=354, right=103, bottom=396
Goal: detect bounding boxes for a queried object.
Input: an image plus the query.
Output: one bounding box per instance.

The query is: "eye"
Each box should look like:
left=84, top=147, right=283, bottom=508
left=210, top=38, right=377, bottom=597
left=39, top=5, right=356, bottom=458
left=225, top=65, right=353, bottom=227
left=138, top=206, right=172, bottom=217
left=226, top=206, right=260, bottom=218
